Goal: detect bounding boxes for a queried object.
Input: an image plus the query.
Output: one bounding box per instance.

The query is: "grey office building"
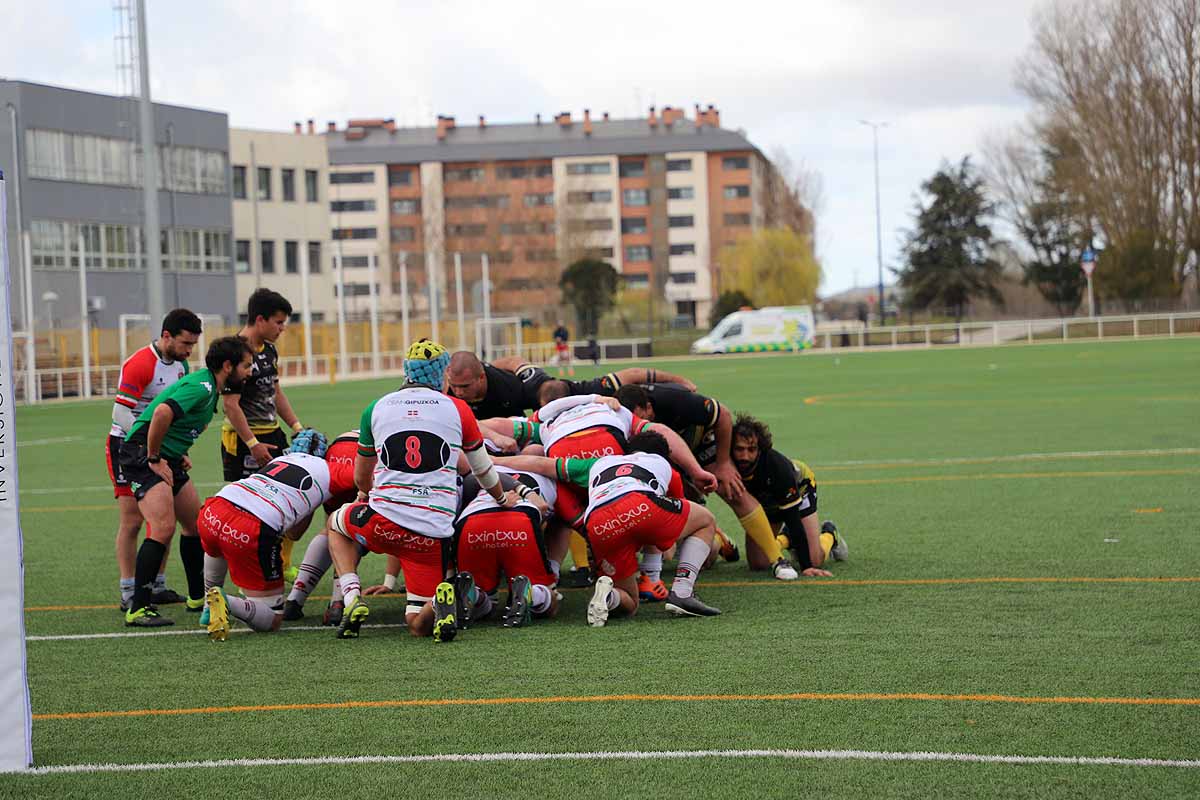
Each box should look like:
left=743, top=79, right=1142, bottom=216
left=0, top=79, right=236, bottom=337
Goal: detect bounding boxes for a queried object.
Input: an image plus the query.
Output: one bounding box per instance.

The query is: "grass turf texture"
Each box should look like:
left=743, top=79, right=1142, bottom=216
left=7, top=338, right=1200, bottom=798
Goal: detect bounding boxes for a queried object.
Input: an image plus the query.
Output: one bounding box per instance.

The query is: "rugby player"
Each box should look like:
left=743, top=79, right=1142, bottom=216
left=326, top=339, right=520, bottom=641
left=199, top=438, right=331, bottom=640
left=120, top=337, right=254, bottom=626
left=551, top=320, right=573, bottom=376
left=534, top=367, right=697, bottom=408
left=444, top=352, right=548, bottom=420
left=615, top=384, right=801, bottom=581
left=731, top=415, right=847, bottom=576
left=498, top=430, right=722, bottom=624
left=108, top=308, right=201, bottom=612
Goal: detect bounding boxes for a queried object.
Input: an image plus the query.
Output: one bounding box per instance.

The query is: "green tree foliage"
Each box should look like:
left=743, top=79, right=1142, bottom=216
left=710, top=290, right=754, bottom=329
left=895, top=157, right=1004, bottom=321
left=559, top=258, right=619, bottom=337
left=720, top=227, right=821, bottom=308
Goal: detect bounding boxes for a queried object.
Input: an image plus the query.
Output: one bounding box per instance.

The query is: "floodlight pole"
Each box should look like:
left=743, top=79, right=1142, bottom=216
left=135, top=0, right=164, bottom=326
left=861, top=119, right=888, bottom=326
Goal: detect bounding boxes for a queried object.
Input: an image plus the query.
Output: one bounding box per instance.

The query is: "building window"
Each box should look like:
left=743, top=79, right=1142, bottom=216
left=30, top=221, right=237, bottom=273
left=523, top=192, right=554, bottom=207
left=667, top=186, right=694, bottom=200
left=256, top=167, right=272, bottom=200
left=388, top=168, right=412, bottom=186
left=330, top=171, right=375, bottom=184
left=445, top=195, right=509, bottom=209
left=666, top=158, right=693, bottom=172
left=392, top=226, right=417, bottom=242
left=724, top=185, right=750, bottom=199
left=722, top=156, right=750, bottom=170
left=235, top=240, right=251, bottom=273
left=525, top=249, right=557, bottom=262
left=491, top=251, right=515, bottom=263
left=260, top=240, right=275, bottom=273
left=307, top=241, right=322, bottom=273
left=392, top=198, right=422, bottom=215
left=284, top=240, right=299, bottom=273
left=567, top=218, right=614, bottom=232
left=669, top=243, right=696, bottom=256
left=331, top=199, right=376, bottom=212
left=623, top=273, right=649, bottom=288
left=332, top=227, right=377, bottom=240
left=446, top=224, right=486, bottom=237
left=669, top=271, right=697, bottom=284
left=619, top=160, right=646, bottom=178
left=232, top=166, right=247, bottom=199
left=724, top=212, right=751, bottom=226
left=445, top=166, right=486, bottom=181
left=338, top=255, right=371, bottom=268
left=668, top=215, right=694, bottom=228
left=620, top=217, right=648, bottom=234
left=622, top=188, right=649, bottom=206
left=625, top=245, right=651, bottom=262
left=500, top=221, right=555, bottom=235
left=281, top=168, right=296, bottom=201
left=334, top=282, right=377, bottom=297
left=305, top=169, right=319, bottom=202
left=567, top=190, right=612, bottom=204
left=566, top=161, right=611, bottom=175
left=584, top=247, right=615, bottom=259
left=496, top=164, right=552, bottom=179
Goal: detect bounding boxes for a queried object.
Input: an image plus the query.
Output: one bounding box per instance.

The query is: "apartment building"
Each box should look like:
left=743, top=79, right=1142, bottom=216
left=324, top=105, right=769, bottom=326
left=0, top=80, right=235, bottom=331
left=230, top=125, right=332, bottom=322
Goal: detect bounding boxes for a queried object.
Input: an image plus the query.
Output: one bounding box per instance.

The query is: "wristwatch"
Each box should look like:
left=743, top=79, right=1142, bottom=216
left=147, top=454, right=162, bottom=464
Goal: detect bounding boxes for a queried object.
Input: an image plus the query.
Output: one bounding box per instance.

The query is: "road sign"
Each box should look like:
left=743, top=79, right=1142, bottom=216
left=1081, top=248, right=1096, bottom=276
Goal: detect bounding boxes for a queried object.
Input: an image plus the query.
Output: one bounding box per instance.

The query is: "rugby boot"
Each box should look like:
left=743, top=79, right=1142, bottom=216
left=503, top=575, right=533, bottom=629
left=772, top=558, right=799, bottom=581
left=124, top=606, right=174, bottom=627
left=199, top=603, right=210, bottom=626
left=336, top=597, right=369, bottom=639
left=185, top=595, right=206, bottom=613
left=824, top=521, right=848, bottom=562
left=322, top=601, right=345, bottom=627
left=715, top=529, right=740, bottom=563
left=151, top=586, right=187, bottom=605
left=562, top=566, right=593, bottom=589
left=281, top=600, right=305, bottom=621
left=664, top=591, right=722, bottom=618
left=283, top=566, right=300, bottom=585
left=205, top=587, right=230, bottom=642
left=432, top=581, right=458, bottom=643
left=452, top=572, right=476, bottom=631
left=637, top=572, right=669, bottom=602
left=587, top=576, right=614, bottom=628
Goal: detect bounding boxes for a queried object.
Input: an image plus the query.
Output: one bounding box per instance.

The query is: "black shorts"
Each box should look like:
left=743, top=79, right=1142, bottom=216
left=118, top=440, right=191, bottom=502
left=221, top=427, right=289, bottom=482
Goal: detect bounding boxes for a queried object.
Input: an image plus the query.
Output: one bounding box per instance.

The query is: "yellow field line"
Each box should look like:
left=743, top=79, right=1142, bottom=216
left=823, top=468, right=1200, bottom=487
left=23, top=576, right=1200, bottom=612
left=34, top=690, right=1200, bottom=721
left=1135, top=508, right=1165, bottom=514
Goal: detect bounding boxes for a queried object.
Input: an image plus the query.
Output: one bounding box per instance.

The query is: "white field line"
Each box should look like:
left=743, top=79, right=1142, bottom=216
left=17, top=435, right=85, bottom=448
left=9, top=748, right=1200, bottom=776
left=821, top=447, right=1200, bottom=468
left=18, top=448, right=1200, bottom=497
left=26, top=624, right=407, bottom=642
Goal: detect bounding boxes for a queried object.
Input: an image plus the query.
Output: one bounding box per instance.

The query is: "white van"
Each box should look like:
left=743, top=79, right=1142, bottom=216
left=691, top=306, right=816, bottom=354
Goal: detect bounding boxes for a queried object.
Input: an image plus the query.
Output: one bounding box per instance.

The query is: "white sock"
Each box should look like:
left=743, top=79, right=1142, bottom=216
left=154, top=573, right=167, bottom=590
left=548, top=559, right=561, bottom=581
left=640, top=548, right=663, bottom=582
left=531, top=584, right=552, bottom=613
left=341, top=572, right=361, bottom=607
left=288, top=534, right=332, bottom=604
left=331, top=576, right=344, bottom=603
left=120, top=577, right=135, bottom=604
left=671, top=536, right=710, bottom=599
left=227, top=595, right=279, bottom=632
left=203, top=555, right=228, bottom=594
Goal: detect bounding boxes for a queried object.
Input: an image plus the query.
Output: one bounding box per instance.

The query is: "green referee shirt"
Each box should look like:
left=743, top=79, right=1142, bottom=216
left=126, top=368, right=222, bottom=460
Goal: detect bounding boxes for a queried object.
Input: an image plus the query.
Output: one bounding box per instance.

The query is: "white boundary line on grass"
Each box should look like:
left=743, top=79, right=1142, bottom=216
left=10, top=747, right=1200, bottom=776
left=26, top=624, right=407, bottom=642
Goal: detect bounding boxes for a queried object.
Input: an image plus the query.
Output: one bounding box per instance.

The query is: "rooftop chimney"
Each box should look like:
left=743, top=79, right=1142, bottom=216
left=479, top=115, right=486, bottom=129
left=602, top=111, right=610, bottom=121
left=648, top=105, right=658, bottom=128
left=662, top=105, right=684, bottom=126
left=555, top=111, right=572, bottom=128
left=307, top=118, right=315, bottom=135
left=384, top=118, right=396, bottom=132
left=436, top=115, right=456, bottom=141
left=294, top=121, right=302, bottom=134
left=583, top=108, right=592, bottom=136
left=327, top=121, right=337, bottom=133
left=536, top=113, right=542, bottom=125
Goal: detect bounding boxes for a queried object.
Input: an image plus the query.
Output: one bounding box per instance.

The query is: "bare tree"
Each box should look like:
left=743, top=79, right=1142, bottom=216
left=762, top=147, right=821, bottom=239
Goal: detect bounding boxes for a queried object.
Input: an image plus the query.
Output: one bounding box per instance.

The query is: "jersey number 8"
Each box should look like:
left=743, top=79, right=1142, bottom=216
left=381, top=430, right=451, bottom=474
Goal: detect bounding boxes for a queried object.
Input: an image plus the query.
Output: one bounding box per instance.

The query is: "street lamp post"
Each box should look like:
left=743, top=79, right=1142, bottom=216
left=860, top=119, right=888, bottom=326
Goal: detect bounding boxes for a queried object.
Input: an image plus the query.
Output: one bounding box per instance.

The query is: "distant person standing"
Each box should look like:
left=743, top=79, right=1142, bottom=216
left=552, top=320, right=574, bottom=377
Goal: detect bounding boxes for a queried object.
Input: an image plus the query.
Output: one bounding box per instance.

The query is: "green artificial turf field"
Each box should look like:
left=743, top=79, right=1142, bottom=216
left=5, top=338, right=1200, bottom=798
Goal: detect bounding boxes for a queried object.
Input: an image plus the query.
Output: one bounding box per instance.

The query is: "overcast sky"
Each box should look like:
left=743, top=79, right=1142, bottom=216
left=3, top=0, right=1046, bottom=297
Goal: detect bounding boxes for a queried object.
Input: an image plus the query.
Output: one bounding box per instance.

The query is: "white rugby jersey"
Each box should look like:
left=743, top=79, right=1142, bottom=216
left=111, top=343, right=189, bottom=437
left=537, top=395, right=636, bottom=453
left=359, top=386, right=483, bottom=538
left=583, top=452, right=676, bottom=520
left=459, top=465, right=557, bottom=520
left=217, top=452, right=332, bottom=533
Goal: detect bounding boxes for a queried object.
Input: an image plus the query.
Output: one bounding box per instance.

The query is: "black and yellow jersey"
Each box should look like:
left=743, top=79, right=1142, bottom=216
left=743, top=448, right=817, bottom=523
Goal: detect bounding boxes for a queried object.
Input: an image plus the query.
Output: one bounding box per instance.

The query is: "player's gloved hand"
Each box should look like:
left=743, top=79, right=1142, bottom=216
left=149, top=459, right=174, bottom=487
left=712, top=461, right=745, bottom=500
left=801, top=567, right=833, bottom=578
left=251, top=441, right=278, bottom=466
left=691, top=468, right=719, bottom=494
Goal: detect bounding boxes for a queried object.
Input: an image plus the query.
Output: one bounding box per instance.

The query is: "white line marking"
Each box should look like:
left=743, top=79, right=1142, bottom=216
left=822, top=447, right=1200, bottom=468
left=26, top=624, right=406, bottom=642
left=16, top=435, right=86, bottom=448
left=10, top=748, right=1200, bottom=776
left=20, top=481, right=224, bottom=497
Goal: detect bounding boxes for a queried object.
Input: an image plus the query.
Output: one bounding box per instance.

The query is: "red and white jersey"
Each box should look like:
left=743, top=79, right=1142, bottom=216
left=535, top=395, right=636, bottom=453
left=459, top=465, right=557, bottom=520
left=216, top=452, right=332, bottom=533
left=325, top=430, right=359, bottom=497
left=583, top=452, right=682, bottom=521
left=361, top=386, right=484, bottom=539
left=110, top=343, right=189, bottom=437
